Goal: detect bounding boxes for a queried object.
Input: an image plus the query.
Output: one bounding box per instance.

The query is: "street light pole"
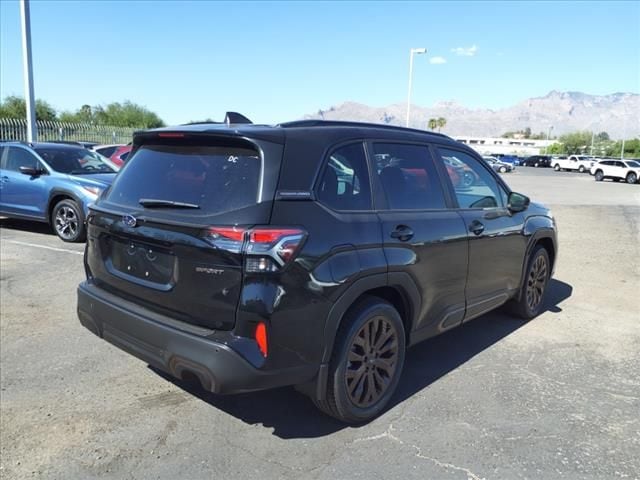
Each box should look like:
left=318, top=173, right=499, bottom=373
left=406, top=47, right=426, bottom=127
left=19, top=0, right=37, bottom=142
left=546, top=125, right=553, bottom=154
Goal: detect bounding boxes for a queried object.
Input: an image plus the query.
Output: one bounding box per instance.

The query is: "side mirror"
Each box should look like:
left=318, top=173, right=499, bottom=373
left=19, top=166, right=45, bottom=176
left=508, top=191, right=530, bottom=213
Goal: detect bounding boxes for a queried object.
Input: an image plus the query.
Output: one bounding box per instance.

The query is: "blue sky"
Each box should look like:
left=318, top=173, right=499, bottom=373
left=1, top=1, right=639, bottom=124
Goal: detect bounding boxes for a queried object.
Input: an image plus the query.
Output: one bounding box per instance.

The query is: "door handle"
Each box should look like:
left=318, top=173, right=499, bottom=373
left=390, top=225, right=414, bottom=242
left=469, top=220, right=485, bottom=236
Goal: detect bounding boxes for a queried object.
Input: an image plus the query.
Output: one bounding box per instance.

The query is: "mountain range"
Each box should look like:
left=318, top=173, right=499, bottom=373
left=304, top=91, right=639, bottom=139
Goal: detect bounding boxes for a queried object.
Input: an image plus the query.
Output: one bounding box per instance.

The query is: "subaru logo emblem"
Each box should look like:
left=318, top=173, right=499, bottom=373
left=123, top=214, right=137, bottom=228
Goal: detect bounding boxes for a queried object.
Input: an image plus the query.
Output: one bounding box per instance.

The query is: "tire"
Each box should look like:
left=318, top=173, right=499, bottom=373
left=313, top=296, right=406, bottom=424
left=510, top=246, right=550, bottom=320
left=578, top=166, right=585, bottom=173
left=626, top=172, right=638, bottom=184
left=534, top=162, right=540, bottom=168
left=553, top=164, right=560, bottom=171
left=594, top=170, right=604, bottom=182
left=499, top=166, right=507, bottom=173
left=51, top=199, right=86, bottom=242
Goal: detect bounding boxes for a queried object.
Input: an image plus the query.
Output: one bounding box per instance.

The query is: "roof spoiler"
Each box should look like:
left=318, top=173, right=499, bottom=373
left=225, top=112, right=253, bottom=125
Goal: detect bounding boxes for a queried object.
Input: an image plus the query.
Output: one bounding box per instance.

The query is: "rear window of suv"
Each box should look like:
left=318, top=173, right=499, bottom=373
left=105, top=144, right=261, bottom=216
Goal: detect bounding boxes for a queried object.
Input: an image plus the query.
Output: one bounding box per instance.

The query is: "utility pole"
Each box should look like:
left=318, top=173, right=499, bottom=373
left=590, top=131, right=595, bottom=156
left=20, top=0, right=37, bottom=142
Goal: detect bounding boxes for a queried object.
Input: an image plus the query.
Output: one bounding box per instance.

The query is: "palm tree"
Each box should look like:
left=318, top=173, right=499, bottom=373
left=436, top=117, right=447, bottom=132
left=427, top=118, right=437, bottom=130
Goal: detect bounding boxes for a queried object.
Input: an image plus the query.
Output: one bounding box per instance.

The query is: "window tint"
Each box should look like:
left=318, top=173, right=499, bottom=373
left=5, top=147, right=39, bottom=172
left=438, top=148, right=502, bottom=209
left=0, top=146, right=5, bottom=168
left=106, top=144, right=261, bottom=217
left=35, top=148, right=115, bottom=174
left=317, top=143, right=371, bottom=211
left=372, top=143, right=446, bottom=210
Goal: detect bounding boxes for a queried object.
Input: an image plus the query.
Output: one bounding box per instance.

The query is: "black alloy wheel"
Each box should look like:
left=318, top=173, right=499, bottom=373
left=345, top=315, right=400, bottom=408
left=509, top=246, right=550, bottom=320
left=313, top=297, right=406, bottom=424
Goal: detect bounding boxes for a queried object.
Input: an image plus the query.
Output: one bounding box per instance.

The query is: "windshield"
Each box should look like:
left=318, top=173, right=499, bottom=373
left=36, top=147, right=116, bottom=174
left=625, top=160, right=640, bottom=168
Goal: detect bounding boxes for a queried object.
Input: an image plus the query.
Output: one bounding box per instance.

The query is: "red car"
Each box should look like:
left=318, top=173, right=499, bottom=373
left=110, top=145, right=132, bottom=167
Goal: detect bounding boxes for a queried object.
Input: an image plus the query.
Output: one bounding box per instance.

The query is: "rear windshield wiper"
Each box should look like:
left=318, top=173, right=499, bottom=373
left=139, top=198, right=200, bottom=209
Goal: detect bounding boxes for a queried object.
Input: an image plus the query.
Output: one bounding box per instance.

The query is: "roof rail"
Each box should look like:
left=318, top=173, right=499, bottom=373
left=277, top=119, right=452, bottom=139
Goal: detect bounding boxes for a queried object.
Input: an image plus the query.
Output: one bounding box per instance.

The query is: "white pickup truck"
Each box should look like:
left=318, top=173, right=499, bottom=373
left=552, top=155, right=596, bottom=173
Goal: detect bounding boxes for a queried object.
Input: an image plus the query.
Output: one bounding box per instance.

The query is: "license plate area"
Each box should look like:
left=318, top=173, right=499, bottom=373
left=106, top=237, right=175, bottom=288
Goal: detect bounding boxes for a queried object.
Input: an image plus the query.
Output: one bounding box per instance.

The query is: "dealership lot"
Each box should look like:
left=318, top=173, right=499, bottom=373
left=1, top=168, right=638, bottom=480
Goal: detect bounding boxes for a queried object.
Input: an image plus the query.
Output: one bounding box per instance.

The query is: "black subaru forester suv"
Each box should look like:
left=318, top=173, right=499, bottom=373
left=78, top=118, right=557, bottom=423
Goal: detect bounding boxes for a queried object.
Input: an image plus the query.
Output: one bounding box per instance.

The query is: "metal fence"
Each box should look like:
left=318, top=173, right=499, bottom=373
left=0, top=118, right=136, bottom=144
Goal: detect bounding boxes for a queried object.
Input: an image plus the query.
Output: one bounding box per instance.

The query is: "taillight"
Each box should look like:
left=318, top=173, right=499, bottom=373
left=202, top=226, right=306, bottom=272
left=255, top=322, right=268, bottom=357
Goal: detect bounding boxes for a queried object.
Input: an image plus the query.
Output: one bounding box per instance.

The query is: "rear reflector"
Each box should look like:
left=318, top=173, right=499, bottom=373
left=255, top=322, right=268, bottom=357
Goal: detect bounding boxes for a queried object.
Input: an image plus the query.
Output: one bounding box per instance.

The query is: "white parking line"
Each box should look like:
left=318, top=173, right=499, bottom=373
left=2, top=239, right=84, bottom=256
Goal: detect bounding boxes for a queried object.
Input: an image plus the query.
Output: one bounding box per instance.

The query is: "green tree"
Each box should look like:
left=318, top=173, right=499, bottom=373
left=524, top=126, right=532, bottom=139
left=427, top=118, right=437, bottom=130
left=545, top=143, right=565, bottom=154
left=0, top=95, right=57, bottom=121
left=436, top=117, right=447, bottom=132
left=596, top=131, right=610, bottom=142
left=557, top=131, right=593, bottom=155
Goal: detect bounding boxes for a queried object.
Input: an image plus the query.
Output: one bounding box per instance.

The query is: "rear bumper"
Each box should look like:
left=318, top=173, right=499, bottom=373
left=77, top=281, right=316, bottom=394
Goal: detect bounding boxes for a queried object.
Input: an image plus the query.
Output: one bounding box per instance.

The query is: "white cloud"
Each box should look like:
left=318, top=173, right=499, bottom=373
left=451, top=45, right=478, bottom=57
left=429, top=56, right=447, bottom=65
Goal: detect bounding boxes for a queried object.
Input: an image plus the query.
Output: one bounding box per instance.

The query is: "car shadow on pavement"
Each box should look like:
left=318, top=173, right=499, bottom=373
left=0, top=218, right=54, bottom=236
left=152, top=278, right=572, bottom=439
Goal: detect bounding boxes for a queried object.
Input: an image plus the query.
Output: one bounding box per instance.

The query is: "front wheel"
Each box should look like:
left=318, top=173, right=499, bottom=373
left=313, top=297, right=406, bottom=424
left=499, top=166, right=507, bottom=173
left=578, top=165, right=585, bottom=173
left=534, top=162, right=540, bottom=168
left=626, top=172, right=638, bottom=184
left=52, top=199, right=86, bottom=242
left=595, top=170, right=604, bottom=181
left=510, top=246, right=550, bottom=320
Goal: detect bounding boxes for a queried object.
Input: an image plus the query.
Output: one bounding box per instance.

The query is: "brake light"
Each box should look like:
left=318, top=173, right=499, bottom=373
left=157, top=132, right=185, bottom=138
left=255, top=322, right=268, bottom=357
left=202, top=226, right=306, bottom=272
left=204, top=226, right=247, bottom=253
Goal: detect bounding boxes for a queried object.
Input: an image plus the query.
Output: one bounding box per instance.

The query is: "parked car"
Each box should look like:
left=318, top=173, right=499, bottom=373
left=77, top=117, right=557, bottom=423
left=552, top=155, right=595, bottom=173
left=482, top=156, right=514, bottom=173
left=0, top=142, right=117, bottom=241
left=109, top=145, right=132, bottom=167
left=521, top=155, right=552, bottom=168
left=591, top=159, right=640, bottom=184
left=498, top=155, right=521, bottom=166
left=51, top=140, right=100, bottom=149
left=92, top=143, right=124, bottom=159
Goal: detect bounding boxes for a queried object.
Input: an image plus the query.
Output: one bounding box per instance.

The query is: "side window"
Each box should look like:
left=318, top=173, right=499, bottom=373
left=5, top=147, right=39, bottom=172
left=372, top=143, right=446, bottom=210
left=317, top=143, right=371, bottom=211
left=438, top=148, right=502, bottom=209
left=0, top=146, right=6, bottom=169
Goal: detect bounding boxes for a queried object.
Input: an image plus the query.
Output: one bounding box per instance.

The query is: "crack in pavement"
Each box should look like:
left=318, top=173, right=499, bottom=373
left=354, top=424, right=485, bottom=480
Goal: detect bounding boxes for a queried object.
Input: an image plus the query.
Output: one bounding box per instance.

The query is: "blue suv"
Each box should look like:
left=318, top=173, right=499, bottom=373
left=0, top=142, right=117, bottom=242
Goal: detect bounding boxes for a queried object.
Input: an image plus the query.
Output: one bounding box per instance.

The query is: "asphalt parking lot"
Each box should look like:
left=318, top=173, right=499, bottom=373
left=1, top=167, right=639, bottom=480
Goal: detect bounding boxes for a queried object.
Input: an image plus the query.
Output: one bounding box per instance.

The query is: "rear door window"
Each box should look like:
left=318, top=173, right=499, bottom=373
left=372, top=143, right=447, bottom=210
left=105, top=144, right=261, bottom=216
